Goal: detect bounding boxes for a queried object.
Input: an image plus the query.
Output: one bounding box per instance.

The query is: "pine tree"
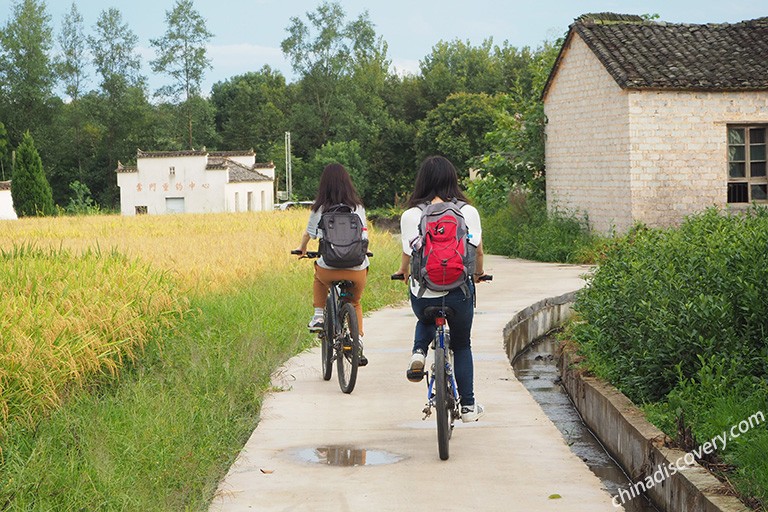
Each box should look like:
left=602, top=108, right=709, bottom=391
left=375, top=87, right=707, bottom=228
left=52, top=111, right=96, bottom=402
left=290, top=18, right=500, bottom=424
left=11, top=131, right=54, bottom=216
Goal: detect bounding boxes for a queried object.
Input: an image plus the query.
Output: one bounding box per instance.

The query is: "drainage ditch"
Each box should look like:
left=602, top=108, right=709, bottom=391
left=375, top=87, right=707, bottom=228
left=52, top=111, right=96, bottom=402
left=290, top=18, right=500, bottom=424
left=513, top=335, right=659, bottom=512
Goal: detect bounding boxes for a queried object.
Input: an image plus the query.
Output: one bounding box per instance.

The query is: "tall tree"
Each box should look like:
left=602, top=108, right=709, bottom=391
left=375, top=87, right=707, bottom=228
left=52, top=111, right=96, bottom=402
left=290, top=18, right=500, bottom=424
left=87, top=8, right=148, bottom=205
left=211, top=67, right=288, bottom=154
left=281, top=1, right=383, bottom=152
left=88, top=8, right=143, bottom=97
left=0, top=121, right=9, bottom=180
left=56, top=2, right=88, bottom=182
left=11, top=131, right=54, bottom=216
left=150, top=0, right=213, bottom=148
left=0, top=0, right=55, bottom=146
left=415, top=92, right=499, bottom=174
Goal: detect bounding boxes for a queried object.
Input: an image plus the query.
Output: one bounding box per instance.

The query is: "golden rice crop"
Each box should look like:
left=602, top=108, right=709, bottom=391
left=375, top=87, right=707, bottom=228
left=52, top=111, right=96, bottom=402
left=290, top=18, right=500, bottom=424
left=0, top=210, right=399, bottom=293
left=0, top=210, right=401, bottom=435
left=0, top=245, right=185, bottom=433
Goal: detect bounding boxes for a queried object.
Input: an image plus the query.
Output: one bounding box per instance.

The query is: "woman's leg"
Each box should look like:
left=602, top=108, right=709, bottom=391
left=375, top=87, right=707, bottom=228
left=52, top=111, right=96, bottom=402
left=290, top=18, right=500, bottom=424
left=313, top=266, right=367, bottom=336
left=443, top=287, right=475, bottom=406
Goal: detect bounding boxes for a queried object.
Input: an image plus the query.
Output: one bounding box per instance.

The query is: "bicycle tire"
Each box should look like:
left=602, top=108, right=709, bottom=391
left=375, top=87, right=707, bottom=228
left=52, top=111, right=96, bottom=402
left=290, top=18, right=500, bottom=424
left=320, top=294, right=334, bottom=381
left=337, top=302, right=359, bottom=394
left=435, top=347, right=451, bottom=460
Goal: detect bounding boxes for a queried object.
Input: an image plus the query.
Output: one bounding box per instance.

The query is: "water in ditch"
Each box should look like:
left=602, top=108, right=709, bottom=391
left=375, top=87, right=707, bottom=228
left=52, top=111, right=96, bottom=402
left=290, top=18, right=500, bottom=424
left=513, top=335, right=659, bottom=512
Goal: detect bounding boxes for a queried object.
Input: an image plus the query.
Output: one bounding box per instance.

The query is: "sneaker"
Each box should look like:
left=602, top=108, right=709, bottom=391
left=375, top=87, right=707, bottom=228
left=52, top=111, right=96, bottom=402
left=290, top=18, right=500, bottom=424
left=460, top=403, right=485, bottom=423
left=308, top=314, right=324, bottom=331
left=406, top=349, right=426, bottom=382
left=358, top=336, right=368, bottom=367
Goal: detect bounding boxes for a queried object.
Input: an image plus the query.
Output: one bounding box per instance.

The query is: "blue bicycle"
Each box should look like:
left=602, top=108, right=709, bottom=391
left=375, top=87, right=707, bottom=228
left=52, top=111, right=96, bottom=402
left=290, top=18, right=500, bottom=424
left=393, top=274, right=492, bottom=460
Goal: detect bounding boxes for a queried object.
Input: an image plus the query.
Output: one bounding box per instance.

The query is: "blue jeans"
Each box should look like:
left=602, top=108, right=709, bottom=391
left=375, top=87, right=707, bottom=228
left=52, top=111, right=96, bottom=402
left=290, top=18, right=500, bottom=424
left=410, top=283, right=476, bottom=406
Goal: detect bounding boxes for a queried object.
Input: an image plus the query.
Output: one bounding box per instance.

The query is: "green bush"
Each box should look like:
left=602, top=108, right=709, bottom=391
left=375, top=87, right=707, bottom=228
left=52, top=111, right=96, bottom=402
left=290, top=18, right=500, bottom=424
left=572, top=206, right=768, bottom=404
left=481, top=191, right=599, bottom=263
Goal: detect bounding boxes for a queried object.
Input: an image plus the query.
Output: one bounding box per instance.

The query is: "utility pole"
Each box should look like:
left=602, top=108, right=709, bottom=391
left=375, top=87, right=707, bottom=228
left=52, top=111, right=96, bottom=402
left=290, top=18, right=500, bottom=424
left=284, top=131, right=292, bottom=200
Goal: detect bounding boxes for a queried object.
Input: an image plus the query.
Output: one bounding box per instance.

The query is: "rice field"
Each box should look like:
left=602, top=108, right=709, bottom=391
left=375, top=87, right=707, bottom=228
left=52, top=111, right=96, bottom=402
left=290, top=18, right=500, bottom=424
left=0, top=210, right=403, bottom=447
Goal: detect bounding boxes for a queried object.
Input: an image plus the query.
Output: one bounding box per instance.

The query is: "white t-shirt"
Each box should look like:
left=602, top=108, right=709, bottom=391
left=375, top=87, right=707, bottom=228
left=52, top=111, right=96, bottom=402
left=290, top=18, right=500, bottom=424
left=400, top=202, right=482, bottom=298
left=307, top=205, right=370, bottom=270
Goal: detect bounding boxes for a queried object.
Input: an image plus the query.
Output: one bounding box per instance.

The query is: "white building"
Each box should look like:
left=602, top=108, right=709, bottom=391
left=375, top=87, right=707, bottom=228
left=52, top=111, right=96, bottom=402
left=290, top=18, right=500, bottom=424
left=116, top=149, right=275, bottom=215
left=0, top=181, right=17, bottom=220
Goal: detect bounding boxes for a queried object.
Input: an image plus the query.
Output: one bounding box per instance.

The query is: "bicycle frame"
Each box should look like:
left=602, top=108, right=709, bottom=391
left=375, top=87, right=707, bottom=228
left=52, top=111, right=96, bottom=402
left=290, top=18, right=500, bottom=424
left=424, top=314, right=460, bottom=419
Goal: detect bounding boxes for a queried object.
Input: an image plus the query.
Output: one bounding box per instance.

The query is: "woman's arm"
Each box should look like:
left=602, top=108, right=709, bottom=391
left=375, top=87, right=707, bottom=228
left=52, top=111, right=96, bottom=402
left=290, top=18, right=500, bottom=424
left=473, top=242, right=486, bottom=282
left=394, top=252, right=410, bottom=280
left=294, top=231, right=311, bottom=255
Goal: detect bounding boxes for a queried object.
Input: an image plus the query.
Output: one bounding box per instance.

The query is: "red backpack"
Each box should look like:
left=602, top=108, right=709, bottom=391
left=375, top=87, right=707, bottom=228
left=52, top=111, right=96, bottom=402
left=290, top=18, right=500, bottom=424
left=410, top=199, right=474, bottom=296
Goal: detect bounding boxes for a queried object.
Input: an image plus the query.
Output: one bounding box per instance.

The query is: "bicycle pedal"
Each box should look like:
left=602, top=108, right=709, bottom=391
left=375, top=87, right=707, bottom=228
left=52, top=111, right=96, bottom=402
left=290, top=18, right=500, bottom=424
left=422, top=406, right=431, bottom=419
left=406, top=369, right=424, bottom=382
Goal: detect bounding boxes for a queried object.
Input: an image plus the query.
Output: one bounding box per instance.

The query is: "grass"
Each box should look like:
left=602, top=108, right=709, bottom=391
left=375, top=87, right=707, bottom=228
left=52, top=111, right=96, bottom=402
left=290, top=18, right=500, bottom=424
left=0, top=210, right=406, bottom=510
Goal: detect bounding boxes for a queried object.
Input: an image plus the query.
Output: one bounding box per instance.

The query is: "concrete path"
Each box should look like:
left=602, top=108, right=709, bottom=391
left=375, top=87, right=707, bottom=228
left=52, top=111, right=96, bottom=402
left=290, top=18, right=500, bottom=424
left=210, top=256, right=623, bottom=511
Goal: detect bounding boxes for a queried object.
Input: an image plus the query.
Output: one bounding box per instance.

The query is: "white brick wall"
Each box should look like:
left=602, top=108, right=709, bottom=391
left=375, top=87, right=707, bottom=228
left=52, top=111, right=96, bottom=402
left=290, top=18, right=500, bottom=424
left=545, top=33, right=768, bottom=233
left=544, top=34, right=632, bottom=233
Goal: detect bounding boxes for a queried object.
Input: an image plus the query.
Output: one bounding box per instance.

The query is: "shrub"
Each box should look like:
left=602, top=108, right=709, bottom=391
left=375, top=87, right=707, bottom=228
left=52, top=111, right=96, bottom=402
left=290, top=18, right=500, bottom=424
left=481, top=191, right=599, bottom=263
left=572, top=206, right=768, bottom=404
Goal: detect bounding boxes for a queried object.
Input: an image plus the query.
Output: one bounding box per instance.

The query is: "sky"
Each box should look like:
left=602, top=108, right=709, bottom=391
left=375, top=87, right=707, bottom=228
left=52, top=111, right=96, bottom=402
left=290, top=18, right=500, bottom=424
left=4, top=0, right=766, bottom=95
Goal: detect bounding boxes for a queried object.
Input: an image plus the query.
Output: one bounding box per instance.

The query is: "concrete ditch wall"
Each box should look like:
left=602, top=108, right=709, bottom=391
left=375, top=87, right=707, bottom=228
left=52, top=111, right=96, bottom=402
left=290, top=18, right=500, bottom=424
left=502, top=291, right=751, bottom=512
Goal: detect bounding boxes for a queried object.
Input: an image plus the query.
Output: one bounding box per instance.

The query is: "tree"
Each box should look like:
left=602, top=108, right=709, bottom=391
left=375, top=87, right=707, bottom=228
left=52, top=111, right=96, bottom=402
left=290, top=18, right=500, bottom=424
left=87, top=8, right=149, bottom=205
left=11, top=131, right=54, bottom=216
left=150, top=0, right=213, bottom=148
left=297, top=140, right=367, bottom=200
left=0, top=121, right=9, bottom=180
left=56, top=2, right=89, bottom=182
left=471, top=39, right=563, bottom=196
left=88, top=8, right=144, bottom=97
left=0, top=0, right=55, bottom=146
left=210, top=67, right=288, bottom=154
left=57, top=2, right=88, bottom=103
left=415, top=92, right=499, bottom=175
left=281, top=1, right=384, bottom=152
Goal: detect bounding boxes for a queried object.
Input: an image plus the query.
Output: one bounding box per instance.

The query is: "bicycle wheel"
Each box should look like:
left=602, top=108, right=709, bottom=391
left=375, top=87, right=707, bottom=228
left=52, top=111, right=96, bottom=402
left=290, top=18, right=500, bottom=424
left=336, top=302, right=359, bottom=394
left=320, top=294, right=334, bottom=381
left=435, top=347, right=451, bottom=460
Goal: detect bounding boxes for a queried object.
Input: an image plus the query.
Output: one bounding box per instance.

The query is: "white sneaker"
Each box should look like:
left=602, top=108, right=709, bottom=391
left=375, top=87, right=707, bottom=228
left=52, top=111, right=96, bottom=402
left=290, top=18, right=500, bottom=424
left=409, top=349, right=426, bottom=373
left=461, top=403, right=485, bottom=423
left=308, top=314, right=324, bottom=331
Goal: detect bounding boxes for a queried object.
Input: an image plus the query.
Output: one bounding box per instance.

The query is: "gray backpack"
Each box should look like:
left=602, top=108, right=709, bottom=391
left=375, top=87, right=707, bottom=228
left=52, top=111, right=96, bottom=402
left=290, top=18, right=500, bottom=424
left=319, top=204, right=368, bottom=268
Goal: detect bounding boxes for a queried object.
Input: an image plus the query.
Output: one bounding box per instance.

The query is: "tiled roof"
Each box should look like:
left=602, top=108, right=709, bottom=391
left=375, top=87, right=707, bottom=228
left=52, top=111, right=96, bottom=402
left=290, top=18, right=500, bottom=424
left=206, top=156, right=272, bottom=182
left=544, top=13, right=768, bottom=98
left=209, top=150, right=255, bottom=157
left=0, top=180, right=10, bottom=191
left=115, top=161, right=137, bottom=173
left=137, top=149, right=208, bottom=158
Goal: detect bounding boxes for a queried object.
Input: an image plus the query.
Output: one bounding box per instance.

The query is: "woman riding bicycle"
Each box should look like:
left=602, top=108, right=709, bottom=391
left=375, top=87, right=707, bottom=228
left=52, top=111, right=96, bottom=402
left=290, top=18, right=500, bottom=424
left=294, top=163, right=369, bottom=365
left=393, top=155, right=487, bottom=422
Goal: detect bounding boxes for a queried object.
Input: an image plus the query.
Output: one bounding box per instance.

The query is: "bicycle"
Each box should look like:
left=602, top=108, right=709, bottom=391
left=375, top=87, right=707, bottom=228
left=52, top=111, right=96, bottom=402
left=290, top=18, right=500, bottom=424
left=392, top=273, right=492, bottom=460
left=292, top=250, right=370, bottom=394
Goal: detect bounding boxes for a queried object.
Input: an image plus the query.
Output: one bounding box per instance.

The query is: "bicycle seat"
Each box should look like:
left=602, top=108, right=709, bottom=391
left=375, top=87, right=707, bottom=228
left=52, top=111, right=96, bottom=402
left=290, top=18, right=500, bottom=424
left=422, top=306, right=455, bottom=322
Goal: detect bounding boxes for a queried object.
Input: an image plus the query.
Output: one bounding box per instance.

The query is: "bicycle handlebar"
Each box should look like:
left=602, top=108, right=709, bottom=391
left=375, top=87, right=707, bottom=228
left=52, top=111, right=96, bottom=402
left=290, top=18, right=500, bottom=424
left=291, top=250, right=373, bottom=258
left=391, top=273, right=493, bottom=281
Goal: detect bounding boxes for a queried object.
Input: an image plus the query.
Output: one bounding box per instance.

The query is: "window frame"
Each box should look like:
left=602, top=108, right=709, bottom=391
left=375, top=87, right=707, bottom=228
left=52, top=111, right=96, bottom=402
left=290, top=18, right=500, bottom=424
left=727, top=124, right=767, bottom=204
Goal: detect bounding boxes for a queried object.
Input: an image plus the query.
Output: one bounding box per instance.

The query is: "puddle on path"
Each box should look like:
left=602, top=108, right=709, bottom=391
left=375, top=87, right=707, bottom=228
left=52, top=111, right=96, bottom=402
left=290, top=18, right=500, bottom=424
left=513, top=336, right=659, bottom=512
left=293, top=446, right=405, bottom=466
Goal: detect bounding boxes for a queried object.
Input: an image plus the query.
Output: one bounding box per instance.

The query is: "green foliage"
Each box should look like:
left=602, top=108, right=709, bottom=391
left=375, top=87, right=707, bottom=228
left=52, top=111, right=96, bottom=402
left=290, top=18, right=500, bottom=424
left=210, top=67, right=288, bottom=155
left=11, top=131, right=54, bottom=216
left=572, top=207, right=768, bottom=404
left=64, top=180, right=100, bottom=215
left=415, top=92, right=498, bottom=173
left=295, top=140, right=367, bottom=201
left=0, top=121, right=8, bottom=180
left=481, top=191, right=598, bottom=263
left=0, top=0, right=55, bottom=145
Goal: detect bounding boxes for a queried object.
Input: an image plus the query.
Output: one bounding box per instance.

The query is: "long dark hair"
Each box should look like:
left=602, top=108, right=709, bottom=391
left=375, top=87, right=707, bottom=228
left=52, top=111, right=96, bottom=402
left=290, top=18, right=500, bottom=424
left=311, top=163, right=363, bottom=212
left=407, top=155, right=469, bottom=208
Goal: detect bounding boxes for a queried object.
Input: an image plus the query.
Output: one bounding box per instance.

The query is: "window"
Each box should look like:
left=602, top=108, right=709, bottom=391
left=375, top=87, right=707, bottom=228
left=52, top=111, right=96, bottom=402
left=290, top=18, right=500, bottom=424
left=728, top=126, right=767, bottom=203
left=135, top=206, right=148, bottom=215
left=169, top=166, right=176, bottom=175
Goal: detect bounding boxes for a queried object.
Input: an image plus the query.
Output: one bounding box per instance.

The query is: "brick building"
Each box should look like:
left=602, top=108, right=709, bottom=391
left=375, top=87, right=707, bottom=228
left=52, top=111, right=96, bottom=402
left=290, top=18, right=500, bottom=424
left=543, top=13, right=768, bottom=233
